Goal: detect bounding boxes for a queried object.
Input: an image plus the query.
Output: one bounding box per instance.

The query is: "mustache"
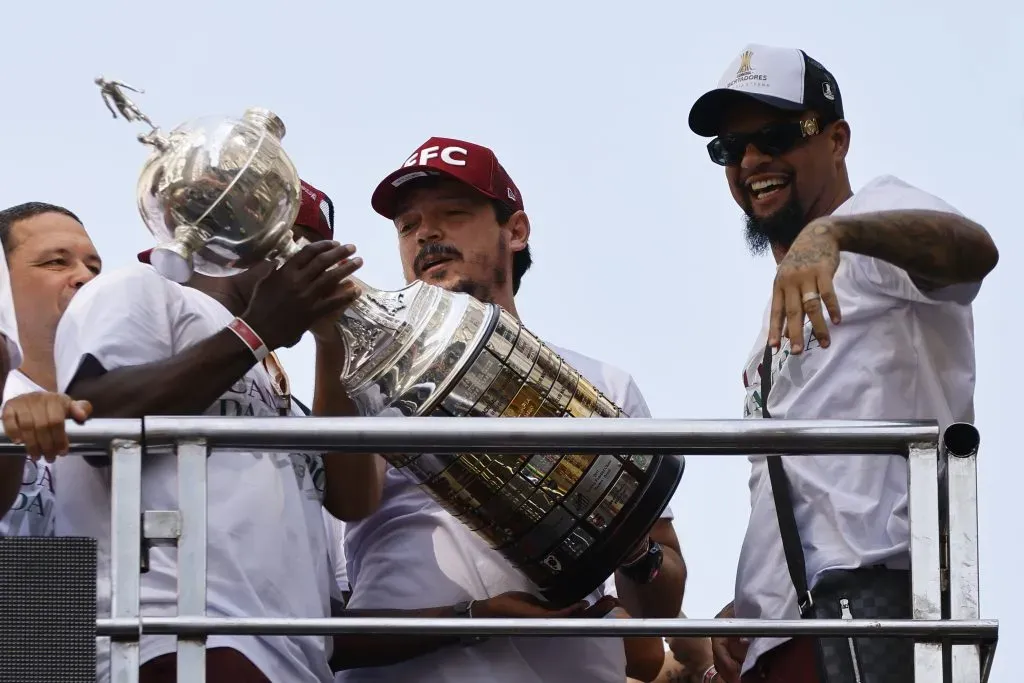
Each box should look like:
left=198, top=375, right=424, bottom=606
left=414, top=243, right=462, bottom=276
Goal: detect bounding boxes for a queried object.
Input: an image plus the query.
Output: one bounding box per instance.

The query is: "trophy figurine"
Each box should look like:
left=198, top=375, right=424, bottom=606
left=98, top=78, right=684, bottom=606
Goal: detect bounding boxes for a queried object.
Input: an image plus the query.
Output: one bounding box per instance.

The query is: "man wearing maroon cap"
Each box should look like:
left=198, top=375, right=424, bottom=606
left=370, top=138, right=532, bottom=306
left=332, top=138, right=685, bottom=683
left=53, top=179, right=384, bottom=683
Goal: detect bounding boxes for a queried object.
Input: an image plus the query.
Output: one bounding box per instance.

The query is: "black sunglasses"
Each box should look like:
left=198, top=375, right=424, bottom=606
left=706, top=118, right=827, bottom=166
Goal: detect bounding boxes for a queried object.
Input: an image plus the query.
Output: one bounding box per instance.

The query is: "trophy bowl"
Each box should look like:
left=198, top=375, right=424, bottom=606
left=135, top=108, right=302, bottom=283
left=103, top=82, right=684, bottom=606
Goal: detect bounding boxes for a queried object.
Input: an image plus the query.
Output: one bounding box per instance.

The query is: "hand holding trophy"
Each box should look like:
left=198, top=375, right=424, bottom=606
left=97, top=78, right=683, bottom=606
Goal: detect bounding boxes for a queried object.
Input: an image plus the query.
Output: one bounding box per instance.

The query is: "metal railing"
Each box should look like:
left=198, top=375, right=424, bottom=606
left=0, top=418, right=997, bottom=683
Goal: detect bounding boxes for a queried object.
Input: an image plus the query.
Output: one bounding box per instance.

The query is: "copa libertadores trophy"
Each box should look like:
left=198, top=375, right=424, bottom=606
left=96, top=77, right=684, bottom=606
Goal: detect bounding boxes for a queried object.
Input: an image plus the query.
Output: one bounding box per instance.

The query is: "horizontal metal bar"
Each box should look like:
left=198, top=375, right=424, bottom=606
left=0, top=418, right=940, bottom=456
left=94, top=617, right=996, bottom=640
left=0, top=418, right=141, bottom=457
left=140, top=417, right=938, bottom=455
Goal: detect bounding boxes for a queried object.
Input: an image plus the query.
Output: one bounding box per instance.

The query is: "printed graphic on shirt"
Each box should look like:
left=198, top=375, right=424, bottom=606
left=217, top=375, right=283, bottom=417
left=741, top=324, right=824, bottom=418
left=292, top=452, right=326, bottom=503
left=214, top=374, right=326, bottom=503
left=0, top=458, right=55, bottom=537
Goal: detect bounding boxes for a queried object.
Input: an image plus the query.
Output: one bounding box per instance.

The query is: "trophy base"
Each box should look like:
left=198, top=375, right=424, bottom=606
left=537, top=452, right=685, bottom=608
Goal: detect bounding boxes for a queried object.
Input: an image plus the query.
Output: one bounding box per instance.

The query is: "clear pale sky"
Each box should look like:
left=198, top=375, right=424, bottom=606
left=2, top=1, right=1016, bottom=679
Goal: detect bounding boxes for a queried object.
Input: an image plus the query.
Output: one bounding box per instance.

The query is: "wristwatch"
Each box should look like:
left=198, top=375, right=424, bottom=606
left=452, top=600, right=488, bottom=647
left=618, top=539, right=664, bottom=585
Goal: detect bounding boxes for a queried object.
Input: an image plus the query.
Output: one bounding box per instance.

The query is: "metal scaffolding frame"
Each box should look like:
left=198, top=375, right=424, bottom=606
left=2, top=417, right=997, bottom=682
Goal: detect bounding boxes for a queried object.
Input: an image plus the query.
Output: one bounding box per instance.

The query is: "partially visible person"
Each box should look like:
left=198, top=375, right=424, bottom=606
left=329, top=137, right=685, bottom=683
left=53, top=180, right=381, bottom=683
left=604, top=575, right=667, bottom=682
left=687, top=44, right=997, bottom=682
left=324, top=509, right=351, bottom=606
left=0, top=202, right=97, bottom=529
left=614, top=606, right=715, bottom=683
left=662, top=621, right=716, bottom=683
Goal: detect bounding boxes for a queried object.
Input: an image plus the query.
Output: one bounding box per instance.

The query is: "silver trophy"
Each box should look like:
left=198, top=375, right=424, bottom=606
left=97, top=78, right=684, bottom=606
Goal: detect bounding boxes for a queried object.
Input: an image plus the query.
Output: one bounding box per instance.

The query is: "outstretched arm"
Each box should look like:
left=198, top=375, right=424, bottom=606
left=65, top=330, right=256, bottom=418
left=824, top=209, right=998, bottom=291
left=772, top=208, right=998, bottom=350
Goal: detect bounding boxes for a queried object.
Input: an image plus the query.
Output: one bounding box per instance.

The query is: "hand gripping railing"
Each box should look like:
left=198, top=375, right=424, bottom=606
left=0, top=418, right=997, bottom=683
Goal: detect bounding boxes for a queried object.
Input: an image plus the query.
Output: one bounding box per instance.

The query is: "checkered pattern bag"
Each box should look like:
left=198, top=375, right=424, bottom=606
left=759, top=344, right=915, bottom=683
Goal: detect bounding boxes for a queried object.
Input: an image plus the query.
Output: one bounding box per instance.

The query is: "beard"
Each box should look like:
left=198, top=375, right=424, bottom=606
left=742, top=191, right=809, bottom=256
left=449, top=277, right=493, bottom=302
left=447, top=262, right=508, bottom=304
left=419, top=235, right=509, bottom=305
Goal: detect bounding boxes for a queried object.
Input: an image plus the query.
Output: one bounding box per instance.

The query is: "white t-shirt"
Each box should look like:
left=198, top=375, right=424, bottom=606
left=338, top=344, right=673, bottom=683
left=324, top=508, right=349, bottom=596
left=734, top=175, right=978, bottom=673
left=0, top=371, right=54, bottom=537
left=0, top=245, right=22, bottom=374
left=53, top=263, right=335, bottom=683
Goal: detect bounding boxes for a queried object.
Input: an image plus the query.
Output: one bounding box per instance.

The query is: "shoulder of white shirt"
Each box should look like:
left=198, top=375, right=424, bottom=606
left=547, top=342, right=646, bottom=410
left=61, top=262, right=175, bottom=319
left=840, top=174, right=964, bottom=217
left=1, top=370, right=45, bottom=405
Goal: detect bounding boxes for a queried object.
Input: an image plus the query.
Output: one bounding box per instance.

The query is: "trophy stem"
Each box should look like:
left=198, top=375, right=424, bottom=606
left=150, top=224, right=208, bottom=283
left=332, top=278, right=396, bottom=389
left=273, top=231, right=397, bottom=393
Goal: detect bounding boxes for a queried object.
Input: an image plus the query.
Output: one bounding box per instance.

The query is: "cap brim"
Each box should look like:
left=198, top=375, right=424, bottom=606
left=688, top=89, right=806, bottom=137
left=370, top=165, right=500, bottom=219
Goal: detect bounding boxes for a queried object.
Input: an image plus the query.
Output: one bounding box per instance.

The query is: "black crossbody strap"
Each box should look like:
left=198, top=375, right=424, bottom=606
left=759, top=343, right=815, bottom=617
left=293, top=396, right=313, bottom=417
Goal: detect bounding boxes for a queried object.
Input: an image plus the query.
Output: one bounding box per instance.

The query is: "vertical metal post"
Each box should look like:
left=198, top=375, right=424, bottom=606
left=110, top=439, right=142, bottom=683
left=907, top=442, right=945, bottom=682
left=176, top=440, right=209, bottom=683
left=943, top=425, right=982, bottom=683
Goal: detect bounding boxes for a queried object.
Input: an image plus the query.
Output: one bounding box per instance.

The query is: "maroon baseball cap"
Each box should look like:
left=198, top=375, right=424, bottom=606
left=138, top=178, right=335, bottom=264
left=370, top=137, right=524, bottom=219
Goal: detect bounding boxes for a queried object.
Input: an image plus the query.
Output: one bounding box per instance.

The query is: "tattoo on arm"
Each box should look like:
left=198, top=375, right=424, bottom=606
left=666, top=670, right=689, bottom=683
left=829, top=209, right=998, bottom=290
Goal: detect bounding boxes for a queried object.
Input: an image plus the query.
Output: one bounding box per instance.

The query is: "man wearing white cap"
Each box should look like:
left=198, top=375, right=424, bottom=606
left=687, top=45, right=998, bottom=682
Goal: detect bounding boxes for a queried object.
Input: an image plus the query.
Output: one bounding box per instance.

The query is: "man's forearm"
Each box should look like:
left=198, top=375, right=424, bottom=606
left=0, top=457, right=23, bottom=518
left=617, top=546, right=686, bottom=619
left=330, top=605, right=465, bottom=671
left=65, top=329, right=256, bottom=418
left=0, top=348, right=25, bottom=513
left=827, top=209, right=999, bottom=289
left=616, top=520, right=686, bottom=619
left=313, top=338, right=384, bottom=521
left=624, top=634, right=667, bottom=682
left=659, top=645, right=715, bottom=683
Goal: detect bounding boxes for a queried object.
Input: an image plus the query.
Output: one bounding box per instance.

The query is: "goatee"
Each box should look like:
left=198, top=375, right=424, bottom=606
left=450, top=278, right=492, bottom=303
left=743, top=193, right=808, bottom=256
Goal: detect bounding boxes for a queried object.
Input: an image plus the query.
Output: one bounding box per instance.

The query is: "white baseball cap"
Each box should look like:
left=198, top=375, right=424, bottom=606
left=688, top=43, right=844, bottom=137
